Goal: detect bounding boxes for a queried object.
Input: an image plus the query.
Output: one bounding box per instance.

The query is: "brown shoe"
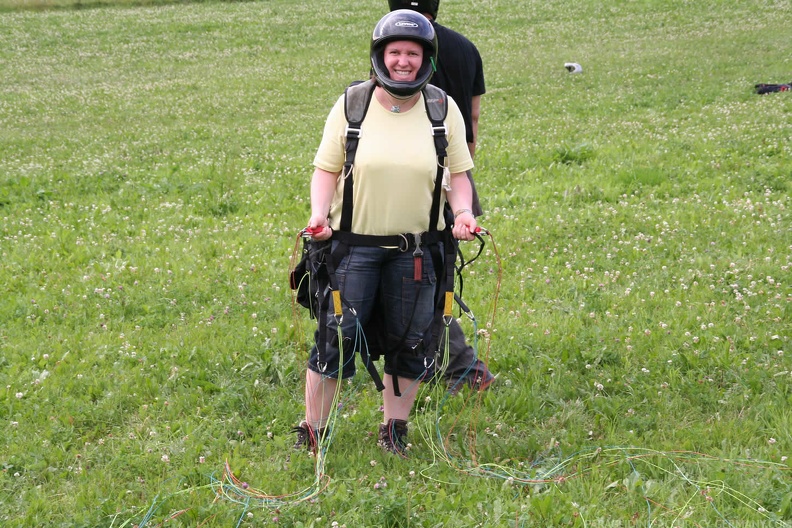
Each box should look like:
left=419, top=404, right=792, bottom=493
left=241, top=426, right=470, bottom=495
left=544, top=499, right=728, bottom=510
left=378, top=419, right=409, bottom=457
left=470, top=370, right=496, bottom=392
left=291, top=421, right=325, bottom=453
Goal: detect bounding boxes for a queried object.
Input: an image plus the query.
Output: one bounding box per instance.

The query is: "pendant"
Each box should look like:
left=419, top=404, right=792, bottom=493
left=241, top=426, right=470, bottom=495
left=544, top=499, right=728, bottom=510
left=390, top=105, right=400, bottom=113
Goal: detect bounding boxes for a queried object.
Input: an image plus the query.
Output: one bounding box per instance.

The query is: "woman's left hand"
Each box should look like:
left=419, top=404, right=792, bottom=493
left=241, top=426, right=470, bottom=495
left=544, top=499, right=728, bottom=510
left=452, top=211, right=477, bottom=241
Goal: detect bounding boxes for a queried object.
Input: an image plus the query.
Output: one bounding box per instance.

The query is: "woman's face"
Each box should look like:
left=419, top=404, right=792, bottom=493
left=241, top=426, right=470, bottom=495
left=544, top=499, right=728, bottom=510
left=382, top=40, right=423, bottom=83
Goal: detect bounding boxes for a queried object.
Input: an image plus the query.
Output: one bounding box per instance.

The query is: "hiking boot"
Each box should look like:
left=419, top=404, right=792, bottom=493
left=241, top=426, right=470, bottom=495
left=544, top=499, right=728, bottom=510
left=378, top=419, right=409, bottom=457
left=447, top=367, right=495, bottom=396
left=291, top=421, right=325, bottom=453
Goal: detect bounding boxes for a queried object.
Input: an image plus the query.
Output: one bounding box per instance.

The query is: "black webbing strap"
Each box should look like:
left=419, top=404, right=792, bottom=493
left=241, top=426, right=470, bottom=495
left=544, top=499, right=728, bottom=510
left=423, top=84, right=449, bottom=232
left=339, top=136, right=357, bottom=232
left=427, top=125, right=448, bottom=232
left=360, top=341, right=385, bottom=392
left=331, top=229, right=446, bottom=250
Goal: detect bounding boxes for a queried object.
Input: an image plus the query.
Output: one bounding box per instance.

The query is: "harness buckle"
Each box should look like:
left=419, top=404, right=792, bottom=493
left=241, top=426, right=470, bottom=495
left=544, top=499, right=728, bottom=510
left=317, top=361, right=328, bottom=373
left=344, top=124, right=362, bottom=139
left=412, top=233, right=423, bottom=257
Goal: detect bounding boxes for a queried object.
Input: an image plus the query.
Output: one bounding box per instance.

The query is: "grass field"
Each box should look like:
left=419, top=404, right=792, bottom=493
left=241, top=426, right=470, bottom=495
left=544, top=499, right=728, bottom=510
left=1, top=0, right=791, bottom=526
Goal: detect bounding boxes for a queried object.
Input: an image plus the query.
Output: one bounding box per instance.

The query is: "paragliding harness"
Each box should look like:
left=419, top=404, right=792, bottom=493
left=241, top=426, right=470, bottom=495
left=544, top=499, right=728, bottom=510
left=290, top=79, right=458, bottom=394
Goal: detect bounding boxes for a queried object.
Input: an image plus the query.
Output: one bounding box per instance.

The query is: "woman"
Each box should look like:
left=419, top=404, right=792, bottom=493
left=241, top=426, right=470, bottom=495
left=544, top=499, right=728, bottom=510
left=293, top=9, right=477, bottom=456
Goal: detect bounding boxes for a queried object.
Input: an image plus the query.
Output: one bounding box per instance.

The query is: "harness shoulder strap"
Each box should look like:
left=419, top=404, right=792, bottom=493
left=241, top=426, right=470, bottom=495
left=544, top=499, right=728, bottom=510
left=340, top=80, right=376, bottom=232
left=344, top=79, right=376, bottom=126
left=422, top=84, right=449, bottom=232
left=422, top=83, right=448, bottom=123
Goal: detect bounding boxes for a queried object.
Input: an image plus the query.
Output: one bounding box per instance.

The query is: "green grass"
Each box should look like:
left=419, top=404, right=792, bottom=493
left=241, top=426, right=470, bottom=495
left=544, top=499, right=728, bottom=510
left=1, top=0, right=791, bottom=526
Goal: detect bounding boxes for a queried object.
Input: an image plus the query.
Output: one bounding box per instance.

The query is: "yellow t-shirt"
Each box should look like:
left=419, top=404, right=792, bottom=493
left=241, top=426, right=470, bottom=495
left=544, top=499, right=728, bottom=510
left=313, top=89, right=473, bottom=236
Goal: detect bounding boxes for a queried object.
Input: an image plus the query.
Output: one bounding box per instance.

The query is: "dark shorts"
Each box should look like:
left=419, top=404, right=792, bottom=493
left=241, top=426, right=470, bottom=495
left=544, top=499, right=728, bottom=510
left=308, top=242, right=439, bottom=380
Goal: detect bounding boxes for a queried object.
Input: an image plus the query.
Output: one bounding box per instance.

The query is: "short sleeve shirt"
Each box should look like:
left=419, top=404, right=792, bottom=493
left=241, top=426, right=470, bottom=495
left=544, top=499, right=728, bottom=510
left=313, top=91, right=473, bottom=236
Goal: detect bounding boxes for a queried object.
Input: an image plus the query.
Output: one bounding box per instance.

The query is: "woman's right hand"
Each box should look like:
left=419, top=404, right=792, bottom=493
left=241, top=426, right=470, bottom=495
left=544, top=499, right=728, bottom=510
left=306, top=216, right=332, bottom=241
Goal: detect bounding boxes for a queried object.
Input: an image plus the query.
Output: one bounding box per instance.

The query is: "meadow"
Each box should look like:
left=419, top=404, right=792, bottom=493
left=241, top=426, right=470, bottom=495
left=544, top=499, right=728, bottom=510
left=1, top=0, right=791, bottom=526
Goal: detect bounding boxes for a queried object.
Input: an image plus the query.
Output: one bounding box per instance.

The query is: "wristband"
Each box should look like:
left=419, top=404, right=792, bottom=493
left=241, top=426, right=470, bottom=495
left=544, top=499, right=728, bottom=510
left=454, top=208, right=473, bottom=219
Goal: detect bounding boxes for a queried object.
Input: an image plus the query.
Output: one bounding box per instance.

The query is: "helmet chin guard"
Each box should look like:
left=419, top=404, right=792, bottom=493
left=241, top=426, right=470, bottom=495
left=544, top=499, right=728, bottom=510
left=370, top=9, right=437, bottom=98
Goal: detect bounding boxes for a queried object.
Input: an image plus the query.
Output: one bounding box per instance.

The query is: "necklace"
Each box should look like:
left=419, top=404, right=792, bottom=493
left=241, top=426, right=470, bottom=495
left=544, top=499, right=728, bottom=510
left=378, top=88, right=412, bottom=113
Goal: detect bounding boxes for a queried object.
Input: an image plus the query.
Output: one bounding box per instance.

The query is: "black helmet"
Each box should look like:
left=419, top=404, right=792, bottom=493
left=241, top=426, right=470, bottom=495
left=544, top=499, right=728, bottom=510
left=388, top=0, right=439, bottom=20
left=371, top=9, right=437, bottom=98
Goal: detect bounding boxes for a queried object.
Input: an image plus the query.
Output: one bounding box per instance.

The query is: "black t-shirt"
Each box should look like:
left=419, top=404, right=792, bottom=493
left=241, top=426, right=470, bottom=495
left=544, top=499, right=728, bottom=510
left=430, top=22, right=486, bottom=145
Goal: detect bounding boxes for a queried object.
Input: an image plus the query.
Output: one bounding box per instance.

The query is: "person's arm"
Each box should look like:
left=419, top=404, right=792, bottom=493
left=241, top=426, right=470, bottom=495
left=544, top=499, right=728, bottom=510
left=446, top=171, right=477, bottom=241
left=468, top=94, right=481, bottom=159
left=307, top=167, right=339, bottom=240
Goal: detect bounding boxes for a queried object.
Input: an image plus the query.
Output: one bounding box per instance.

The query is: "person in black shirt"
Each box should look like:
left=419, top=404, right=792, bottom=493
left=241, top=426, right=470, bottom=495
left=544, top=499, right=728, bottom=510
left=388, top=0, right=494, bottom=391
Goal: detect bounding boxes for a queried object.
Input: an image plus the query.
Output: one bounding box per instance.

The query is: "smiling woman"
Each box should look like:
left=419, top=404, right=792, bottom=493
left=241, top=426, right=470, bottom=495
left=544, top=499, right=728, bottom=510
left=294, top=7, right=477, bottom=459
